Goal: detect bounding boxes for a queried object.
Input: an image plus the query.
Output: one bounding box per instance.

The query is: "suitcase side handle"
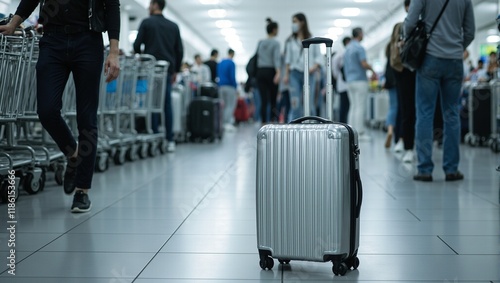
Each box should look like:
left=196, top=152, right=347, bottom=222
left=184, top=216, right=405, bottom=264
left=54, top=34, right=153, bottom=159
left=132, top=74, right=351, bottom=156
left=289, top=116, right=333, bottom=124
left=302, top=37, right=334, bottom=48
left=354, top=169, right=363, bottom=219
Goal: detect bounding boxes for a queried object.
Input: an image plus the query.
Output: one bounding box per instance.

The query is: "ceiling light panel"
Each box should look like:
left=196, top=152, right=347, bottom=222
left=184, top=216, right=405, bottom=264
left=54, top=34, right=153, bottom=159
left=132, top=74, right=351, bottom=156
left=208, top=9, right=227, bottom=18
left=220, top=28, right=236, bottom=36
left=341, top=8, right=360, bottom=17
left=329, top=27, right=344, bottom=35
left=333, top=19, right=352, bottom=28
left=200, top=0, right=219, bottom=4
left=215, top=20, right=232, bottom=28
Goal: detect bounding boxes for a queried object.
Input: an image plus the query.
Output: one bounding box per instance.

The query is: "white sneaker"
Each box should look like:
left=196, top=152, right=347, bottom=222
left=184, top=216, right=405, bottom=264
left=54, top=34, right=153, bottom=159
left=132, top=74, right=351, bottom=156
left=394, top=140, right=404, bottom=153
left=402, top=150, right=414, bottom=163
left=224, top=124, right=236, bottom=132
left=167, top=142, right=176, bottom=152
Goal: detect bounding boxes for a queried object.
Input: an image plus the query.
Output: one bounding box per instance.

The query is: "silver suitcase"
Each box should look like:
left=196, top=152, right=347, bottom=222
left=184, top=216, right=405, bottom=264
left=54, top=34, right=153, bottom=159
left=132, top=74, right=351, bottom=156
left=256, top=38, right=363, bottom=276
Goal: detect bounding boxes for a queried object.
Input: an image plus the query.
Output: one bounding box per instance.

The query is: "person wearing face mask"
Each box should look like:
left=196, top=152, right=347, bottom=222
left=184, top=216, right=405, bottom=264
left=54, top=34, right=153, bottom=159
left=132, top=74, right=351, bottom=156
left=283, top=13, right=323, bottom=120
left=256, top=18, right=281, bottom=124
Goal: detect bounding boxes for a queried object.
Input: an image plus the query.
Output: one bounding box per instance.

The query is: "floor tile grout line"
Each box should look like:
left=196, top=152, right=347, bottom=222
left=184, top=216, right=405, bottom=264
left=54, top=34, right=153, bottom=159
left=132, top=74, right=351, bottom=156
left=406, top=208, right=422, bottom=221
left=131, top=161, right=237, bottom=283
left=437, top=235, right=460, bottom=255
left=0, top=153, right=203, bottom=276
left=462, top=187, right=500, bottom=208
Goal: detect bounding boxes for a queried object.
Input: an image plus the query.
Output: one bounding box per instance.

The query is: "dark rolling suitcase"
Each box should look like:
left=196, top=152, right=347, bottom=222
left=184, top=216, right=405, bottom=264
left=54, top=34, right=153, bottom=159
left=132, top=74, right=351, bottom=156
left=465, top=83, right=494, bottom=146
left=188, top=97, right=223, bottom=142
left=198, top=82, right=219, bottom=98
left=256, top=38, right=363, bottom=276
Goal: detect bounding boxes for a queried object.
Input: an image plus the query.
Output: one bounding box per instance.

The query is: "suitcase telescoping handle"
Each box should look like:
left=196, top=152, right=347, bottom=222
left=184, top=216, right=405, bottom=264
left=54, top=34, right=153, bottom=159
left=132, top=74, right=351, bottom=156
left=302, top=37, right=334, bottom=120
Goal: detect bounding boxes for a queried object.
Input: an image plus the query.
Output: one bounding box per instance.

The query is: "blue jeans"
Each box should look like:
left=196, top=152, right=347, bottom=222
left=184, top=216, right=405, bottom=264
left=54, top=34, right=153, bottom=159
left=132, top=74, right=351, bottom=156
left=289, top=70, right=317, bottom=120
left=36, top=31, right=104, bottom=189
left=253, top=88, right=261, bottom=122
left=153, top=74, right=173, bottom=141
left=415, top=54, right=463, bottom=175
left=386, top=88, right=398, bottom=127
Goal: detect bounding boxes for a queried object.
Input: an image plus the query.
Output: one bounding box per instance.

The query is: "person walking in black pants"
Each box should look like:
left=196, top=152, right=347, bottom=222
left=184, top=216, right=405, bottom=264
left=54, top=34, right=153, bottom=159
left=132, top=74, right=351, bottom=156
left=1, top=0, right=121, bottom=213
left=395, top=68, right=416, bottom=163
left=256, top=18, right=281, bottom=124
left=332, top=37, right=351, bottom=124
left=390, top=1, right=416, bottom=163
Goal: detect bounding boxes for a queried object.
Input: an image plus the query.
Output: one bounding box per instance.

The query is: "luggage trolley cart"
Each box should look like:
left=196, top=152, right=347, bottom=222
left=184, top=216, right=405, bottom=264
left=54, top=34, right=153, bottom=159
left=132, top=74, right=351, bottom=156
left=99, top=55, right=131, bottom=167
left=93, top=56, right=113, bottom=173
left=131, top=55, right=169, bottom=156
left=365, top=89, right=389, bottom=130
left=464, top=82, right=496, bottom=147
left=172, top=72, right=194, bottom=143
left=172, top=83, right=187, bottom=143
left=489, top=79, right=500, bottom=153
left=0, top=29, right=45, bottom=196
left=99, top=55, right=138, bottom=165
left=14, top=29, right=66, bottom=184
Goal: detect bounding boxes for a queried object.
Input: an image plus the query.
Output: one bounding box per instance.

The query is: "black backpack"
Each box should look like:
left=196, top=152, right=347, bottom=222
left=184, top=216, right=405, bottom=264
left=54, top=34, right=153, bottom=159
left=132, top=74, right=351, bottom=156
left=246, top=54, right=258, bottom=79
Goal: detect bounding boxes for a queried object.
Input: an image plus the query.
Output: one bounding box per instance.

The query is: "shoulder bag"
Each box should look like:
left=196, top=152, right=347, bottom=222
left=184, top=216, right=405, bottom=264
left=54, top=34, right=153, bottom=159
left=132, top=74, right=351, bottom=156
left=400, top=0, right=449, bottom=71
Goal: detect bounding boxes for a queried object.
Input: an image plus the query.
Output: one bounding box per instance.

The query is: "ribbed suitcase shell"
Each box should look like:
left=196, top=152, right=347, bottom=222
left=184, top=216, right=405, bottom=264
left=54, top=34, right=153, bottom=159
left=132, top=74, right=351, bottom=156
left=256, top=123, right=360, bottom=263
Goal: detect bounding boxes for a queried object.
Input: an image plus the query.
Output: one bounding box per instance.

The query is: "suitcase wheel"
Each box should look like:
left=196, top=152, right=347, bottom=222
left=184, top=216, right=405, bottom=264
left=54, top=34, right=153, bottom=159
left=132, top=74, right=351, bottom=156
left=259, top=257, right=274, bottom=270
left=278, top=259, right=291, bottom=265
left=332, top=262, right=348, bottom=276
left=346, top=256, right=360, bottom=270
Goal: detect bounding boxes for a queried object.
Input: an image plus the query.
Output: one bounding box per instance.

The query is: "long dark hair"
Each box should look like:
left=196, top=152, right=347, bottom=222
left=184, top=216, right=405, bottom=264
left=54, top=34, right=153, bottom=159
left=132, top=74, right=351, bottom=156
left=293, top=13, right=312, bottom=39
left=266, top=18, right=278, bottom=35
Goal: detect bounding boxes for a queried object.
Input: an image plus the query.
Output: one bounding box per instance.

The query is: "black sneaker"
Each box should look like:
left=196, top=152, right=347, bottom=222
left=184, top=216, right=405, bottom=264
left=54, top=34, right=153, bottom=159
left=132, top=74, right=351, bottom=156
left=71, top=190, right=92, bottom=213
left=64, top=157, right=78, bottom=195
left=445, top=171, right=464, bottom=181
left=413, top=174, right=433, bottom=182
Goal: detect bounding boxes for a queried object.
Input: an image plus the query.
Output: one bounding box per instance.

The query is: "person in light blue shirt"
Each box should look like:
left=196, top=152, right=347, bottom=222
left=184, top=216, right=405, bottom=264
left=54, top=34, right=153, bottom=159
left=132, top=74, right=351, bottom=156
left=217, top=49, right=238, bottom=131
left=344, top=27, right=376, bottom=140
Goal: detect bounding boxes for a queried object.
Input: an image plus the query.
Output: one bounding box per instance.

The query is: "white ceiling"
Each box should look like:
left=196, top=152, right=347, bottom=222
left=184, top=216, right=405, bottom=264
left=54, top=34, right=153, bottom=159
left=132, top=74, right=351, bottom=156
left=122, top=0, right=499, bottom=67
left=123, top=0, right=407, bottom=63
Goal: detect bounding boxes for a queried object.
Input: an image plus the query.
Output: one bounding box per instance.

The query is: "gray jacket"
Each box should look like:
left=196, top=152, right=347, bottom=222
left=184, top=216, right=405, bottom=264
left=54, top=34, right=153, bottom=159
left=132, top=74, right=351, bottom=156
left=404, top=0, right=475, bottom=60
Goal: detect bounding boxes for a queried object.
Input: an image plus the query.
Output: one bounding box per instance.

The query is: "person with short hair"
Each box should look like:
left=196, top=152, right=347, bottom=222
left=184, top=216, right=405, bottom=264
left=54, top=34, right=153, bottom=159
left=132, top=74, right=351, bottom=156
left=134, top=0, right=184, bottom=153
left=343, top=27, right=377, bottom=141
left=191, top=54, right=212, bottom=90
left=405, top=0, right=475, bottom=182
left=204, top=49, right=219, bottom=83
left=217, top=49, right=238, bottom=131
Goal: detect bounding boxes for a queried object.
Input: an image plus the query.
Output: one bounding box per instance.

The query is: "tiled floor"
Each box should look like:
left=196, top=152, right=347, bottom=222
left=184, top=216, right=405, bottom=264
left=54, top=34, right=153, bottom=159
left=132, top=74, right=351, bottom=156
left=1, top=123, right=499, bottom=282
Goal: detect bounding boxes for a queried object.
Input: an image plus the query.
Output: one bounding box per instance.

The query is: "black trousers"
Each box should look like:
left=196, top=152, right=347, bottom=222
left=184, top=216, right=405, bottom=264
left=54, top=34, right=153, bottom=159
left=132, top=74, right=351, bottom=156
left=338, top=91, right=350, bottom=124
left=394, top=68, right=416, bottom=150
left=256, top=68, right=279, bottom=123
left=36, top=31, right=104, bottom=189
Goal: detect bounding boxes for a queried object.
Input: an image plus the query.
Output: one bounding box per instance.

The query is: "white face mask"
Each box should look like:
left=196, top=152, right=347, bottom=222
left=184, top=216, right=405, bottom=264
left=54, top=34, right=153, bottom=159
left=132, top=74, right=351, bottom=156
left=292, top=23, right=299, bottom=33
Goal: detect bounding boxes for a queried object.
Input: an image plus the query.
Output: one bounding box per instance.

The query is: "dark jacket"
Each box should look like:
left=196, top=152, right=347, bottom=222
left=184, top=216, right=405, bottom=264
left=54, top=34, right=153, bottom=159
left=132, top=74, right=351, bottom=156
left=15, top=0, right=120, bottom=40
left=133, top=14, right=184, bottom=75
